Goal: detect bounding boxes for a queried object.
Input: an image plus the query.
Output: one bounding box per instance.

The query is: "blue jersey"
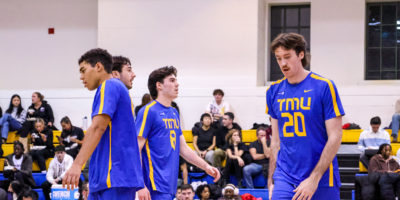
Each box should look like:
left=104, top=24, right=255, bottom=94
left=90, top=78, right=143, bottom=193
left=135, top=100, right=182, bottom=195
left=266, top=72, right=345, bottom=187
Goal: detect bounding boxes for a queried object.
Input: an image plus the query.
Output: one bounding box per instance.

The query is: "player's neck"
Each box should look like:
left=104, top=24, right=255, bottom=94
left=98, top=74, right=113, bottom=86
left=286, top=69, right=310, bottom=84
left=156, top=96, right=173, bottom=107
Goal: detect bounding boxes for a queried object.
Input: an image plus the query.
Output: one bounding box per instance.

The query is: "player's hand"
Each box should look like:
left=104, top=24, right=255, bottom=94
left=205, top=165, right=220, bottom=182
left=237, top=157, right=245, bottom=167
left=292, top=176, right=318, bottom=200
left=137, top=187, right=151, bottom=200
left=268, top=183, right=274, bottom=200
left=62, top=163, right=82, bottom=190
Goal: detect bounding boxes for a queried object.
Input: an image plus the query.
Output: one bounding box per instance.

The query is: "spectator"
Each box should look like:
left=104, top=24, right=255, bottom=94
left=214, top=112, right=241, bottom=168
left=3, top=141, right=35, bottom=188
left=179, top=157, right=188, bottom=185
left=243, top=126, right=270, bottom=189
left=81, top=181, right=89, bottom=200
left=41, top=145, right=73, bottom=200
left=18, top=190, right=39, bottom=200
left=218, top=184, right=241, bottom=200
left=134, top=93, right=152, bottom=117
left=358, top=116, right=390, bottom=168
left=58, top=116, right=84, bottom=159
left=392, top=98, right=400, bottom=142
left=223, top=129, right=245, bottom=187
left=206, top=89, right=230, bottom=122
left=29, top=118, right=54, bottom=173
left=111, top=55, right=136, bottom=89
left=18, top=92, right=55, bottom=153
left=8, top=180, right=30, bottom=200
left=192, top=113, right=216, bottom=165
left=0, top=94, right=26, bottom=143
left=181, top=184, right=195, bottom=200
left=195, top=184, right=212, bottom=200
left=174, top=186, right=182, bottom=200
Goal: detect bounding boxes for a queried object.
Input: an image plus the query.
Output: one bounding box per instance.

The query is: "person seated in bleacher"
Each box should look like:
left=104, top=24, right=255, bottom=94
left=192, top=113, right=217, bottom=165
left=29, top=118, right=54, bottom=173
left=81, top=181, right=89, bottom=200
left=3, top=141, right=35, bottom=188
left=174, top=185, right=182, bottom=200
left=392, top=98, right=400, bottom=142
left=134, top=93, right=152, bottom=117
left=41, top=145, right=73, bottom=200
left=243, top=126, right=270, bottom=189
left=205, top=89, right=230, bottom=125
left=358, top=116, right=391, bottom=169
left=0, top=94, right=27, bottom=144
left=214, top=112, right=242, bottom=168
left=223, top=129, right=245, bottom=187
left=8, top=180, right=30, bottom=200
left=18, top=92, right=56, bottom=153
left=58, top=116, right=84, bottom=159
left=218, top=184, right=241, bottom=200
left=180, top=184, right=195, bottom=200
left=18, top=189, right=39, bottom=200
left=195, top=184, right=212, bottom=200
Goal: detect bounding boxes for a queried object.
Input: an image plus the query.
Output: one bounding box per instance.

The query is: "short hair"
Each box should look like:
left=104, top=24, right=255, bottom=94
left=112, top=56, right=131, bottom=73
left=54, top=145, right=65, bottom=152
left=256, top=126, right=267, bottom=136
left=147, top=66, right=177, bottom=99
left=370, top=116, right=381, bottom=125
left=33, top=92, right=44, bottom=101
left=82, top=181, right=89, bottom=191
left=60, top=116, right=71, bottom=125
left=78, top=48, right=113, bottom=74
left=377, top=143, right=391, bottom=155
left=13, top=140, right=24, bottom=152
left=213, top=89, right=224, bottom=96
left=20, top=190, right=39, bottom=200
left=271, top=33, right=309, bottom=67
left=224, top=112, right=234, bottom=121
left=200, top=113, right=212, bottom=122
left=180, top=184, right=194, bottom=192
left=196, top=184, right=211, bottom=198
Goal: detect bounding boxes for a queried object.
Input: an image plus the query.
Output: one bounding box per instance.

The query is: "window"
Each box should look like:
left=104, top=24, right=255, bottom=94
left=269, top=5, right=310, bottom=81
left=366, top=2, right=400, bottom=80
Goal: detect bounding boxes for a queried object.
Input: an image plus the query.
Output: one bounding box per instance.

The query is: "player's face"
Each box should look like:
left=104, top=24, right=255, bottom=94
left=371, top=124, right=380, bottom=133
left=119, top=64, right=136, bottom=89
left=158, top=74, right=179, bottom=100
left=257, top=130, right=267, bottom=141
left=274, top=47, right=304, bottom=79
left=12, top=97, right=21, bottom=107
left=79, top=61, right=101, bottom=91
left=55, top=151, right=65, bottom=162
left=35, top=122, right=44, bottom=133
left=201, top=187, right=210, bottom=199
left=181, top=189, right=194, bottom=200
left=61, top=122, right=72, bottom=131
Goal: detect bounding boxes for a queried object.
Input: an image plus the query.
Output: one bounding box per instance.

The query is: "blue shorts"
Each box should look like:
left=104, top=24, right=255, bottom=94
left=271, top=179, right=340, bottom=200
left=88, top=187, right=137, bottom=200
left=150, top=190, right=174, bottom=200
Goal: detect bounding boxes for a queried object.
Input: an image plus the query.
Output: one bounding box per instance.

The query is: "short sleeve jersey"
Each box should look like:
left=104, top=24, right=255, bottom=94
left=266, top=72, right=345, bottom=187
left=135, top=100, right=182, bottom=195
left=90, top=78, right=143, bottom=193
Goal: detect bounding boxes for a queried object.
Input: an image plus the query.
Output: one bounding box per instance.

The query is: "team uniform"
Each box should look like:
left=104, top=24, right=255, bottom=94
left=266, top=72, right=345, bottom=200
left=89, top=78, right=144, bottom=200
left=136, top=100, right=182, bottom=200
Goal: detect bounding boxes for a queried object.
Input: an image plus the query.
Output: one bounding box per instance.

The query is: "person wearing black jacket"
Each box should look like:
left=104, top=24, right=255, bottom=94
left=3, top=141, right=36, bottom=188
left=58, top=116, right=84, bottom=159
left=29, top=118, right=54, bottom=173
left=18, top=92, right=55, bottom=153
left=213, top=112, right=241, bottom=168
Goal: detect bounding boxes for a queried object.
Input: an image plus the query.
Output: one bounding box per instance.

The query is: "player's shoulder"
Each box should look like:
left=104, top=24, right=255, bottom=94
left=309, top=72, right=336, bottom=88
left=138, top=101, right=158, bottom=116
left=105, top=78, right=126, bottom=89
left=266, top=77, right=286, bottom=94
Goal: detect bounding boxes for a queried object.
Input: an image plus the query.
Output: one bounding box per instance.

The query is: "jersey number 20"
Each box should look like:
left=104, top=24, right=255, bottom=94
left=281, top=112, right=306, bottom=137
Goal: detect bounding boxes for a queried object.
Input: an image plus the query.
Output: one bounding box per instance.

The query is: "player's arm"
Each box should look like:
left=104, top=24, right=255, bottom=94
left=268, top=117, right=279, bottom=197
left=179, top=135, right=221, bottom=182
left=62, top=114, right=110, bottom=190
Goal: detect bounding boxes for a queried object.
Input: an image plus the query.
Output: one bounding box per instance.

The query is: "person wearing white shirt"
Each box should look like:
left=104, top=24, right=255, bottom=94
left=41, top=145, right=73, bottom=200
left=205, top=89, right=231, bottom=123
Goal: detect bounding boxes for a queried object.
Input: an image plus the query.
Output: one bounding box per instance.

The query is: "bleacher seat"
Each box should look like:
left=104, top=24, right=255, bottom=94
left=5, top=131, right=63, bottom=144
left=32, top=173, right=47, bottom=186
left=33, top=188, right=45, bottom=200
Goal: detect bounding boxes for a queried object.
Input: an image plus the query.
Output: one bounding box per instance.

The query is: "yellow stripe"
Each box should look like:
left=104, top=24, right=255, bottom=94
left=98, top=81, right=106, bottom=114
left=146, top=141, right=157, bottom=190
left=138, top=101, right=157, bottom=137
left=310, top=74, right=341, bottom=116
left=329, top=163, right=333, bottom=187
left=106, top=122, right=112, bottom=188
left=265, top=77, right=286, bottom=114
left=130, top=95, right=135, bottom=117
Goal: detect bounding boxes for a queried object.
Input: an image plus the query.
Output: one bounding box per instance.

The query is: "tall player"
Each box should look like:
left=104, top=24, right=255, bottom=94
left=63, top=48, right=144, bottom=199
left=136, top=66, right=220, bottom=200
left=266, top=33, right=344, bottom=200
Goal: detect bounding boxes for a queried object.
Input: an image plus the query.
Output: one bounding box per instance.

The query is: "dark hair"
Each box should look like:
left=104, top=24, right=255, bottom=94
left=19, top=190, right=39, bottom=200
left=82, top=181, right=89, bottom=191
left=10, top=180, right=24, bottom=195
left=6, top=94, right=24, bottom=117
left=78, top=48, right=113, bottom=74
left=271, top=33, right=309, bottom=67
left=13, top=141, right=24, bottom=152
left=140, top=93, right=152, bottom=106
left=200, top=113, right=212, bottom=122
left=213, top=89, right=224, bottom=96
left=256, top=126, right=267, bottom=136
left=33, top=92, right=44, bottom=102
left=60, top=116, right=72, bottom=125
left=224, top=112, right=235, bottom=121
left=55, top=145, right=65, bottom=152
left=176, top=185, right=182, bottom=191
left=196, top=184, right=211, bottom=199
left=377, top=143, right=391, bottom=155
left=147, top=66, right=177, bottom=99
left=112, top=56, right=131, bottom=73
left=180, top=184, right=194, bottom=192
left=370, top=116, right=381, bottom=125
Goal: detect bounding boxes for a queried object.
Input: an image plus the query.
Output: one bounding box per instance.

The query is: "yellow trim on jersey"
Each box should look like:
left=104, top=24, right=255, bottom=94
left=98, top=81, right=106, bottom=114
left=106, top=122, right=112, bottom=188
left=265, top=77, right=286, bottom=114
left=130, top=95, right=135, bottom=117
left=138, top=101, right=157, bottom=137
left=310, top=74, right=341, bottom=117
left=329, top=163, right=333, bottom=187
left=146, top=141, right=157, bottom=191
